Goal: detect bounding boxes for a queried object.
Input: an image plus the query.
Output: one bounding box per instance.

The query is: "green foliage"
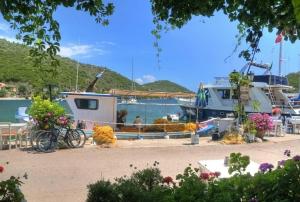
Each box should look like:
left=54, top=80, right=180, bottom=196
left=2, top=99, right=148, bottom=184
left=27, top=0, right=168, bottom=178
left=0, top=176, right=24, bottom=202
left=0, top=0, right=114, bottom=67
left=87, top=180, right=119, bottom=202
left=251, top=100, right=261, bottom=112
left=0, top=39, right=191, bottom=94
left=28, top=96, right=65, bottom=129
left=287, top=72, right=300, bottom=92
left=0, top=89, right=6, bottom=97
left=175, top=166, right=207, bottom=202
left=0, top=163, right=26, bottom=202
left=17, top=83, right=30, bottom=97
left=243, top=119, right=257, bottom=135
left=151, top=0, right=300, bottom=61
left=293, top=0, right=300, bottom=23
left=87, top=156, right=300, bottom=202
left=229, top=72, right=250, bottom=87
left=228, top=153, right=250, bottom=175
left=229, top=71, right=250, bottom=123
left=87, top=165, right=172, bottom=202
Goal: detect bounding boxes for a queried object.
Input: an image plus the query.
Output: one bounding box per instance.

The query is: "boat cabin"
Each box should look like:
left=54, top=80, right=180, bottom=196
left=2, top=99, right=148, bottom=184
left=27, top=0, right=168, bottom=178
left=61, top=92, right=117, bottom=129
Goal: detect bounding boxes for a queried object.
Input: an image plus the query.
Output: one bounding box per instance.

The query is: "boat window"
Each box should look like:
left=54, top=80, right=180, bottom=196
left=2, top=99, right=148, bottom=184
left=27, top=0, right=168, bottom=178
left=74, top=99, right=98, bottom=110
left=217, top=89, right=230, bottom=99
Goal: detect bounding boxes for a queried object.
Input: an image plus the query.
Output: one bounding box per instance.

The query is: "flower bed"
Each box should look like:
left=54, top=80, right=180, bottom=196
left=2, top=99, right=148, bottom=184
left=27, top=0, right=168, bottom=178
left=87, top=151, right=300, bottom=202
left=248, top=113, right=273, bottom=138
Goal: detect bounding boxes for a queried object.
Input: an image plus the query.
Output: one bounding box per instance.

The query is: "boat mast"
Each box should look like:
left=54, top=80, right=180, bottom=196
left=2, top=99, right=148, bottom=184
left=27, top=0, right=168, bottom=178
left=75, top=61, right=79, bottom=92
left=131, top=57, right=134, bottom=92
left=278, top=40, right=283, bottom=77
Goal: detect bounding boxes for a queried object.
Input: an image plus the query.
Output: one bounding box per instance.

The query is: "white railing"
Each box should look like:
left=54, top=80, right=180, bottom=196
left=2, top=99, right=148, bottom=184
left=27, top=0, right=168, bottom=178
left=0, top=122, right=28, bottom=150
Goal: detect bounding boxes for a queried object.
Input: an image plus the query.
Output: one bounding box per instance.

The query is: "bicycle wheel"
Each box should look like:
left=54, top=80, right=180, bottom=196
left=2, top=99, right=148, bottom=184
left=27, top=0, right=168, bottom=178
left=67, top=129, right=86, bottom=148
left=66, top=129, right=81, bottom=148
left=30, top=130, right=45, bottom=149
left=36, top=131, right=57, bottom=152
left=76, top=129, right=86, bottom=147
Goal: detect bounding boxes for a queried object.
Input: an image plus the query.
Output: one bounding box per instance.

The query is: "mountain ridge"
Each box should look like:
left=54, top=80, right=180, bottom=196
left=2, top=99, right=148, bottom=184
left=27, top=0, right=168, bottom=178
left=0, top=39, right=193, bottom=94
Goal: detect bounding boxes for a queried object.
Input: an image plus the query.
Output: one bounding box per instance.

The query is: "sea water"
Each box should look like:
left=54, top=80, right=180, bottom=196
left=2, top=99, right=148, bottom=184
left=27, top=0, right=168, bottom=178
left=0, top=99, right=181, bottom=124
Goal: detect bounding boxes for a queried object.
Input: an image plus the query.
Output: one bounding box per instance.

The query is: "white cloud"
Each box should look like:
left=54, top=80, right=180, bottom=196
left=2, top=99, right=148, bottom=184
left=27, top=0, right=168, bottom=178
left=59, top=44, right=106, bottom=58
left=135, top=78, right=144, bottom=84
left=143, top=75, right=156, bottom=83
left=0, top=35, right=20, bottom=43
left=135, top=75, right=156, bottom=84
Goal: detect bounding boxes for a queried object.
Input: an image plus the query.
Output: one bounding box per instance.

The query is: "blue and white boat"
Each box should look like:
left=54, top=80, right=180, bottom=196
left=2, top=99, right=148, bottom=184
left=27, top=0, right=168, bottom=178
left=180, top=62, right=300, bottom=121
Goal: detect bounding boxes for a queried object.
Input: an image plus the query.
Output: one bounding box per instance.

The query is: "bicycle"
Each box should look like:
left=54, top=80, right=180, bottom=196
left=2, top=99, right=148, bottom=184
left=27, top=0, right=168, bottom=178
left=36, top=126, right=86, bottom=152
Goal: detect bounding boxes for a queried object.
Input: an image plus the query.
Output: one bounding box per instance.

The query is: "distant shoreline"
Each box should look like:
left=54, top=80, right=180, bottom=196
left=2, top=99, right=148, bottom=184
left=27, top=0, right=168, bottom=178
left=0, top=97, right=30, bottom=100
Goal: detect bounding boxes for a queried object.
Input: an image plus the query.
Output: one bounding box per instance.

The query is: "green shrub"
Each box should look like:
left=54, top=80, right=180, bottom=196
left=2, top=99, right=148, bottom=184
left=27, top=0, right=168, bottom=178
left=0, top=89, right=6, bottom=97
left=0, top=177, right=24, bottom=202
left=0, top=163, right=26, bottom=202
left=87, top=154, right=300, bottom=202
left=28, top=96, right=66, bottom=129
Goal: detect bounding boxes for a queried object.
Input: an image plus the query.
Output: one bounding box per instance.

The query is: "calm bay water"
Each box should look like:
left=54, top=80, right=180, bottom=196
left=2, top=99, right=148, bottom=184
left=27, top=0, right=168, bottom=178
left=0, top=99, right=181, bottom=124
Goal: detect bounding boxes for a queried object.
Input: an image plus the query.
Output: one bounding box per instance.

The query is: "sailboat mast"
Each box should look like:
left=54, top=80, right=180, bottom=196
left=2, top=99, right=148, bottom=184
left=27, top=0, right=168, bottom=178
left=75, top=61, right=79, bottom=92
left=278, top=40, right=283, bottom=76
left=131, top=57, right=134, bottom=91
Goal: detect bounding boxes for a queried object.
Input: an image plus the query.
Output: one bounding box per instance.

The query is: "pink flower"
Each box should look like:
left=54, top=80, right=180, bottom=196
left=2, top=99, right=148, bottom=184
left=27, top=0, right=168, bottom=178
left=200, top=172, right=210, bottom=180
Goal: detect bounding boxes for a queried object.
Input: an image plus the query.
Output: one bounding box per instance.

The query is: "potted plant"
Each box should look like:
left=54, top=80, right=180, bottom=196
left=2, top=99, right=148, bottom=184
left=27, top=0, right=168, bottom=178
left=28, top=96, right=66, bottom=130
left=248, top=113, right=273, bottom=139
left=243, top=119, right=256, bottom=143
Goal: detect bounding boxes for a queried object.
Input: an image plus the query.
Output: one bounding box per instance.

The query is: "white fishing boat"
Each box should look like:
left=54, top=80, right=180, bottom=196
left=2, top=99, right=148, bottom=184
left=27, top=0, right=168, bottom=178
left=175, top=97, right=195, bottom=106
left=180, top=62, right=300, bottom=121
left=121, top=97, right=138, bottom=104
left=162, top=113, right=179, bottom=122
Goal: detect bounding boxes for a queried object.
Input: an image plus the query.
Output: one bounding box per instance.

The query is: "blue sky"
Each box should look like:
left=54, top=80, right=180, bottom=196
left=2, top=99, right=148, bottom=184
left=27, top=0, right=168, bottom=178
left=0, top=0, right=300, bottom=91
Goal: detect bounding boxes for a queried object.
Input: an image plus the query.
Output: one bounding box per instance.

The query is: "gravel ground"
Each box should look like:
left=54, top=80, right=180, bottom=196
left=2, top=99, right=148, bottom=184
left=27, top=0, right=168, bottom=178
left=1, top=135, right=300, bottom=202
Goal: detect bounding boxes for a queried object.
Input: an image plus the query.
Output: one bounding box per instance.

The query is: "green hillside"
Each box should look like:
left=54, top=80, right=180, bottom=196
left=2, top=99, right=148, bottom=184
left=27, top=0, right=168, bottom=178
left=0, top=39, right=191, bottom=94
left=141, top=80, right=192, bottom=92
left=287, top=72, right=300, bottom=92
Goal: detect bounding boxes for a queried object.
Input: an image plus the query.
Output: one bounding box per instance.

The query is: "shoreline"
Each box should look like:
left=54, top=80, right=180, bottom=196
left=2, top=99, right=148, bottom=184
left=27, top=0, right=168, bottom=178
left=0, top=97, right=30, bottom=100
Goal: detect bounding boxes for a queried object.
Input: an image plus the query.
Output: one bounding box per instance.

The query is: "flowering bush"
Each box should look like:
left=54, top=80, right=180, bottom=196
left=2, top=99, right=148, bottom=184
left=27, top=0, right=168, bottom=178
left=87, top=152, right=300, bottom=202
left=249, top=113, right=273, bottom=138
left=28, top=96, right=66, bottom=130
left=0, top=163, right=26, bottom=202
left=199, top=172, right=220, bottom=181
left=92, top=125, right=116, bottom=145
left=259, top=163, right=274, bottom=173
left=162, top=176, right=174, bottom=185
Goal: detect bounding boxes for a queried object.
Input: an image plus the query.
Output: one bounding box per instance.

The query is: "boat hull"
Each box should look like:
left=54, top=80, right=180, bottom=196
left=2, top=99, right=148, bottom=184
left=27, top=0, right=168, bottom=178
left=180, top=105, right=300, bottom=121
